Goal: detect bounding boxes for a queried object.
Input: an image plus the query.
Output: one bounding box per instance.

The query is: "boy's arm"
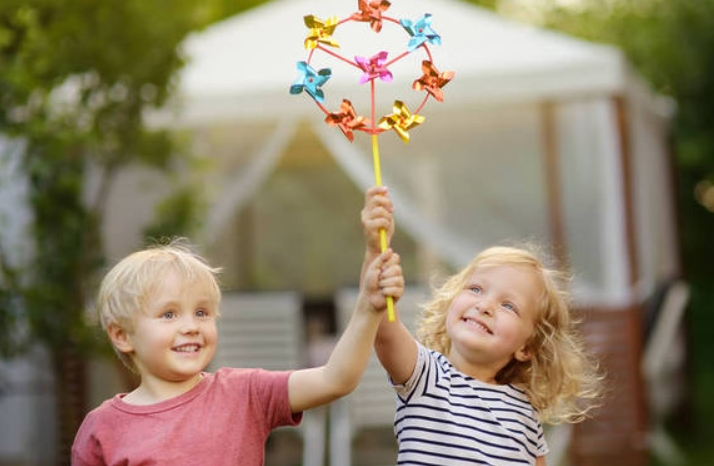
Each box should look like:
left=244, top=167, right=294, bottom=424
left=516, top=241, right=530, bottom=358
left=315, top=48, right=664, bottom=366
left=288, top=249, right=403, bottom=413
left=361, top=185, right=419, bottom=385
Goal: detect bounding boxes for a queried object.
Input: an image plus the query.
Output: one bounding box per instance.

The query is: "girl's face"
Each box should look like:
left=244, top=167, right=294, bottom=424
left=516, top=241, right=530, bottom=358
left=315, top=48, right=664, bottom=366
left=445, top=264, right=541, bottom=383
left=125, top=269, right=218, bottom=391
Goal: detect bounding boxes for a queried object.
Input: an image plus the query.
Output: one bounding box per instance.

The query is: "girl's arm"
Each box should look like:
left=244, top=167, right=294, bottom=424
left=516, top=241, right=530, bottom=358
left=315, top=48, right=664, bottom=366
left=361, top=185, right=418, bottom=385
left=374, top=305, right=418, bottom=385
left=288, top=249, right=403, bottom=413
left=536, top=456, right=547, bottom=466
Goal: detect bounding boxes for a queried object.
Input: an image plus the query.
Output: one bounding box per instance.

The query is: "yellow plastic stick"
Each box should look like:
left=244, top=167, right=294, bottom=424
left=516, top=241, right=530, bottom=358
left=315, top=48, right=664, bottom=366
left=372, top=133, right=396, bottom=322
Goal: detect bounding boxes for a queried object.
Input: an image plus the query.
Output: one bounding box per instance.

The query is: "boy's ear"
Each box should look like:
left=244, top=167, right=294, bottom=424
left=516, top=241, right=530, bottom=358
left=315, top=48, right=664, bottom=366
left=107, top=323, right=134, bottom=353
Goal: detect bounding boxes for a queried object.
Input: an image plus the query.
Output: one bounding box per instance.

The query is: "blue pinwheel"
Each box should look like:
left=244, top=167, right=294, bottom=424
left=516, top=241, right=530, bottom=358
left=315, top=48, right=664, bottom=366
left=399, top=14, right=441, bottom=52
left=290, top=61, right=332, bottom=103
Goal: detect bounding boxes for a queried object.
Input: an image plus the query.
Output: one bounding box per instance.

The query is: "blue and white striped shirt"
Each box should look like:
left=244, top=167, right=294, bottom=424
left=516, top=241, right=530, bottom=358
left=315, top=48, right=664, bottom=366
left=392, top=343, right=548, bottom=465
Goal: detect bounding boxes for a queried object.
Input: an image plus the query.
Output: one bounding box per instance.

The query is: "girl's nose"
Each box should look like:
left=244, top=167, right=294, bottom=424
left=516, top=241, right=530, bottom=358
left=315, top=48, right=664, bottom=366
left=476, top=298, right=495, bottom=316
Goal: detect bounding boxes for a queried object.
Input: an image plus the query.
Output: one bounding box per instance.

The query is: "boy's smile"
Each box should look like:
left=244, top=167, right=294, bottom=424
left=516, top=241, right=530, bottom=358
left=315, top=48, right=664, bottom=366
left=121, top=269, right=218, bottom=402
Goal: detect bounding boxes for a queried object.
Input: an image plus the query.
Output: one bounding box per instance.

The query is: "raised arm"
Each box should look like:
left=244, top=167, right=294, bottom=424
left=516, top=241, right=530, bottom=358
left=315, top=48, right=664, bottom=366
left=288, top=248, right=404, bottom=413
left=361, top=186, right=418, bottom=385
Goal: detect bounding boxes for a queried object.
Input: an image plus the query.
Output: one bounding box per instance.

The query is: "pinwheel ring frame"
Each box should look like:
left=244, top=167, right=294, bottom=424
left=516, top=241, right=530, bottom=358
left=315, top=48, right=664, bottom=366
left=289, top=0, right=455, bottom=144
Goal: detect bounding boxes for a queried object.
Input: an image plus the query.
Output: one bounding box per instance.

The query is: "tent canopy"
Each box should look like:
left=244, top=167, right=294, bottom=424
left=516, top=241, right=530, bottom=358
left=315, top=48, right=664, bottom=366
left=167, top=0, right=630, bottom=127
left=141, top=0, right=680, bottom=308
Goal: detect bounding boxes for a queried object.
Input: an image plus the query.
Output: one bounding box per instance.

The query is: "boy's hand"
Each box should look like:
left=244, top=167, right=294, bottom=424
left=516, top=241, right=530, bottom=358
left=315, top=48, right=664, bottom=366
left=361, top=186, right=395, bottom=257
left=362, top=249, right=404, bottom=311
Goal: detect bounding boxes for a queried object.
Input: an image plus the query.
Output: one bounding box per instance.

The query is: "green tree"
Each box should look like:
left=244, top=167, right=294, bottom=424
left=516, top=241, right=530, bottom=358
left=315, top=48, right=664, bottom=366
left=0, top=1, right=212, bottom=463
left=515, top=0, right=714, bottom=462
left=527, top=0, right=714, bottom=280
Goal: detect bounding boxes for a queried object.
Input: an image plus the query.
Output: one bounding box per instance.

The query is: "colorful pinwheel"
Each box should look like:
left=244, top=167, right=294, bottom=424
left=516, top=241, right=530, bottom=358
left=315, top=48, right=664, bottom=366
left=304, top=15, right=341, bottom=49
left=378, top=100, right=425, bottom=143
left=289, top=61, right=331, bottom=103
left=400, top=14, right=441, bottom=51
left=325, top=99, right=371, bottom=142
left=355, top=51, right=393, bottom=84
left=352, top=0, right=391, bottom=33
left=413, top=60, right=454, bottom=102
left=289, top=0, right=455, bottom=321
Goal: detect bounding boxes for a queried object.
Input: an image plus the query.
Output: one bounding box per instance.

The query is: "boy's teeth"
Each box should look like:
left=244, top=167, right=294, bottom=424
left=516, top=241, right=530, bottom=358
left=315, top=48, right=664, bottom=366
left=175, top=345, right=199, bottom=352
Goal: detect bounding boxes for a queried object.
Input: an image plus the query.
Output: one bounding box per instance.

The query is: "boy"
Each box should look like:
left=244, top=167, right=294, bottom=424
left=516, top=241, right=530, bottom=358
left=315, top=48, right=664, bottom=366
left=72, top=237, right=403, bottom=465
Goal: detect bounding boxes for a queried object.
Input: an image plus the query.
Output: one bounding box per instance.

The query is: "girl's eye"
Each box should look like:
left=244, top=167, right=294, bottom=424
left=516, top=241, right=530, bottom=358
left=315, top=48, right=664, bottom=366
left=196, top=309, right=209, bottom=318
left=502, top=302, right=516, bottom=312
left=161, top=311, right=176, bottom=319
left=469, top=285, right=482, bottom=294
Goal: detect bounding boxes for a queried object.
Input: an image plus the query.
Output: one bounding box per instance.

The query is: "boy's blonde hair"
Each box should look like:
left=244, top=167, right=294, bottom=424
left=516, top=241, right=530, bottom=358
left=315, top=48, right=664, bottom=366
left=417, top=245, right=601, bottom=423
left=96, top=238, right=222, bottom=372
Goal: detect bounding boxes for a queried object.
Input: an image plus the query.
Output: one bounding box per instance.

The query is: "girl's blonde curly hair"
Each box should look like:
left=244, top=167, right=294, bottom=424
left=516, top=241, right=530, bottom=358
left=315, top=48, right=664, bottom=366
left=417, top=245, right=602, bottom=424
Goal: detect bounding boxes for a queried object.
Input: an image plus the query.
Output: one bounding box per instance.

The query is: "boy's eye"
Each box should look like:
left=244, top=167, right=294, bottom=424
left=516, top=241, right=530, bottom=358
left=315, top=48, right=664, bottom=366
left=161, top=311, right=176, bottom=319
left=195, top=309, right=209, bottom=318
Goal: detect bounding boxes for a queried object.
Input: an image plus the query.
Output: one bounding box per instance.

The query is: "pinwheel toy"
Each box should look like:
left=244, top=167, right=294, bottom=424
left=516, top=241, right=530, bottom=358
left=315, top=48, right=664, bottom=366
left=290, top=0, right=454, bottom=321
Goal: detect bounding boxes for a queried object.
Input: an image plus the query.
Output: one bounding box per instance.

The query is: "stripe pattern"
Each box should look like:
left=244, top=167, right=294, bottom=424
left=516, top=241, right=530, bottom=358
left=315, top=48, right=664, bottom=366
left=392, top=344, right=548, bottom=465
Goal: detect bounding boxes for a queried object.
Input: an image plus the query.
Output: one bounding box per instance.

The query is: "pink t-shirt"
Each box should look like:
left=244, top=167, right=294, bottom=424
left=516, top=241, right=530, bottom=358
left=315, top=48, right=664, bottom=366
left=71, top=368, right=301, bottom=466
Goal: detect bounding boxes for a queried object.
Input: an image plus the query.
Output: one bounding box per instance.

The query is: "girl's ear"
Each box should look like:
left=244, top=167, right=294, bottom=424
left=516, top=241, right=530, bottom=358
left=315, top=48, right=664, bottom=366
left=514, top=345, right=532, bottom=362
left=107, top=323, right=134, bottom=353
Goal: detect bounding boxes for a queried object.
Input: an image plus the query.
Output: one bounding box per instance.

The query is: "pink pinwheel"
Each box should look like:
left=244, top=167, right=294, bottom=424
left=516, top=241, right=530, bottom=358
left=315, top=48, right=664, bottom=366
left=413, top=60, right=455, bottom=102
left=352, top=0, right=391, bottom=32
left=325, top=99, right=371, bottom=142
left=355, top=51, right=393, bottom=84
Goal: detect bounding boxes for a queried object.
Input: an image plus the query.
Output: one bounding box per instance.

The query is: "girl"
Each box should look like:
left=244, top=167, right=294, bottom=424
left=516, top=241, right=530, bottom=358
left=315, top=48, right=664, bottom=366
left=361, top=186, right=602, bottom=466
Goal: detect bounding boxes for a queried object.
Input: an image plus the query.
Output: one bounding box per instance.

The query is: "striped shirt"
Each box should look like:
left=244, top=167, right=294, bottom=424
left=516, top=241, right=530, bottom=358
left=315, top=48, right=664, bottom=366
left=392, top=343, right=548, bottom=465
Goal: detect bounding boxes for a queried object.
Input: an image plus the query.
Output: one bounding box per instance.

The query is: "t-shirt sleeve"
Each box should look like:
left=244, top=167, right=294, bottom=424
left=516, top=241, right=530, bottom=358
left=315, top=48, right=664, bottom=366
left=71, top=407, right=107, bottom=466
left=392, top=342, right=428, bottom=400
left=537, top=421, right=550, bottom=457
left=244, top=368, right=303, bottom=428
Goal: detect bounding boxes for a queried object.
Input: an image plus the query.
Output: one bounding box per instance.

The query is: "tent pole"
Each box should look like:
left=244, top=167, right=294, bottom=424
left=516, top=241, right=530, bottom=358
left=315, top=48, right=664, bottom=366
left=613, top=95, right=639, bottom=287
left=540, top=101, right=568, bottom=270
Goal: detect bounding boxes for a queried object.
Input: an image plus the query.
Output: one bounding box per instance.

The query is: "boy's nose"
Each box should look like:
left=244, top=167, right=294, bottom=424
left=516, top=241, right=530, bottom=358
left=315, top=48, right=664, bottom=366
left=180, top=316, right=200, bottom=333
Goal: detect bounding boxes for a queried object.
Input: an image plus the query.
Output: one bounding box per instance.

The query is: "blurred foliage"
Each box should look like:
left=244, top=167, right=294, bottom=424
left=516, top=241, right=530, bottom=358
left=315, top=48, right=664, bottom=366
left=0, top=0, right=231, bottom=462
left=521, top=0, right=714, bottom=279
left=0, top=0, right=200, bottom=355
left=514, top=1, right=714, bottom=463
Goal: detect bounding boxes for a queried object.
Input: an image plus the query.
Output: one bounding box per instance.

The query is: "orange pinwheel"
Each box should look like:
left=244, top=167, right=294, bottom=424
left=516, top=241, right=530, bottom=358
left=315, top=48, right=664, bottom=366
left=413, top=60, right=455, bottom=102
left=325, top=99, right=371, bottom=142
left=352, top=0, right=391, bottom=33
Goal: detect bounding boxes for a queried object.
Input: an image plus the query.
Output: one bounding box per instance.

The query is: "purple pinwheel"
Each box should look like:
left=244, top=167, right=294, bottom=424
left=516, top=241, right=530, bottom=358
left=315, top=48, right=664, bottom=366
left=399, top=14, right=441, bottom=52
left=290, top=61, right=332, bottom=103
left=355, top=51, right=393, bottom=84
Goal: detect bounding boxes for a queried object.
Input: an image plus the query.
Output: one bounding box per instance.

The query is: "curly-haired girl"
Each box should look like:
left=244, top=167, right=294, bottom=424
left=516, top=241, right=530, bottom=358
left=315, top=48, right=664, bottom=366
left=361, top=186, right=602, bottom=466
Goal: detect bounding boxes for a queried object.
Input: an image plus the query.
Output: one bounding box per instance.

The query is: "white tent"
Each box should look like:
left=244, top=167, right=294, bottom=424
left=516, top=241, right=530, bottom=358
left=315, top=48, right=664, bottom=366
left=121, top=0, right=684, bottom=462
left=150, top=0, right=679, bottom=309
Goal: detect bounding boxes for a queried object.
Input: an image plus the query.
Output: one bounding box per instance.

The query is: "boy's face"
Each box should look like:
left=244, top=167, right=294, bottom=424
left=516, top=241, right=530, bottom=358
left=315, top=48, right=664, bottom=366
left=124, top=269, right=218, bottom=385
left=445, top=265, right=540, bottom=382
